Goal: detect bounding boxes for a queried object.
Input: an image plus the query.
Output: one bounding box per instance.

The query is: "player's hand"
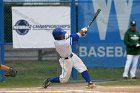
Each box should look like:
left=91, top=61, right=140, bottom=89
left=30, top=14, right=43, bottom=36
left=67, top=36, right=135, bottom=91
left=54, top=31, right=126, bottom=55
left=81, top=27, right=87, bottom=32
left=136, top=43, right=140, bottom=47
left=78, top=27, right=88, bottom=37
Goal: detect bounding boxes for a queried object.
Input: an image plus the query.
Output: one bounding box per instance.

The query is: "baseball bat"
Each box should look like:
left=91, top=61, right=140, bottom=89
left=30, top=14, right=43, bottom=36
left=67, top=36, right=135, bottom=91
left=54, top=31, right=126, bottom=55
left=87, top=9, right=101, bottom=30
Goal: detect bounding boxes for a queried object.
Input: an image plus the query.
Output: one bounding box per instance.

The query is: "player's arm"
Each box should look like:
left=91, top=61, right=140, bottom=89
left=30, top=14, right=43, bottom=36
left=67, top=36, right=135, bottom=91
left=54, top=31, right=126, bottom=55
left=70, top=27, right=88, bottom=42
left=138, top=32, right=140, bottom=43
left=77, top=27, right=88, bottom=37
left=124, top=32, right=136, bottom=47
left=136, top=32, right=140, bottom=48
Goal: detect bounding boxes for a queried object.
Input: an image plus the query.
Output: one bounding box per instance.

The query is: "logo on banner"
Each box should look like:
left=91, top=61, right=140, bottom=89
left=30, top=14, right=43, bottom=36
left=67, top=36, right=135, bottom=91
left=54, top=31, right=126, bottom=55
left=13, top=19, right=70, bottom=34
left=14, top=20, right=31, bottom=35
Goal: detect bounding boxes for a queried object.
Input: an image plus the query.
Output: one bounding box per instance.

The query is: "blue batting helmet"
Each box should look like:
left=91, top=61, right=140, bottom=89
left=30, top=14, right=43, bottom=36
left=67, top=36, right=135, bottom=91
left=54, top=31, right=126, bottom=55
left=52, top=27, right=66, bottom=40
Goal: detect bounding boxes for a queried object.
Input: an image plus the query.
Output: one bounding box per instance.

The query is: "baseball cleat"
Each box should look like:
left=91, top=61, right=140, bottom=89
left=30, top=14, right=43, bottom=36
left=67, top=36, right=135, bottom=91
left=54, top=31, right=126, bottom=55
left=42, top=78, right=51, bottom=89
left=86, top=82, right=96, bottom=89
left=123, top=77, right=128, bottom=80
left=131, top=77, right=138, bottom=79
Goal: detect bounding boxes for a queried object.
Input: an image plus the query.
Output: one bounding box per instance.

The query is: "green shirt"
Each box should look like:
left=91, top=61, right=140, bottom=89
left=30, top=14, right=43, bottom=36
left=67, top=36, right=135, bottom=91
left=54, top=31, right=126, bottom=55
left=124, top=28, right=140, bottom=55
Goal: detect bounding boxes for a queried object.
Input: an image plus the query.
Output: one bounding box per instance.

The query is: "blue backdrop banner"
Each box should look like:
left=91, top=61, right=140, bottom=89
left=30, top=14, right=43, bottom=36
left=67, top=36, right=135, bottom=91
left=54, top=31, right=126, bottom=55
left=78, top=0, right=140, bottom=68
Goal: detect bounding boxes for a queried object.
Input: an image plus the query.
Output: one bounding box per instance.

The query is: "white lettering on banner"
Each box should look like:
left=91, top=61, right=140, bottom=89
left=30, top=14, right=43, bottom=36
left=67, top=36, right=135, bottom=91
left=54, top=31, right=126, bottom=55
left=106, top=47, right=114, bottom=57
left=93, top=0, right=133, bottom=40
left=79, top=46, right=87, bottom=57
left=98, top=47, right=105, bottom=57
left=115, top=46, right=123, bottom=57
left=79, top=46, right=126, bottom=57
left=93, top=0, right=112, bottom=40
left=88, top=47, right=97, bottom=57
left=14, top=26, right=31, bottom=29
left=114, top=0, right=133, bottom=40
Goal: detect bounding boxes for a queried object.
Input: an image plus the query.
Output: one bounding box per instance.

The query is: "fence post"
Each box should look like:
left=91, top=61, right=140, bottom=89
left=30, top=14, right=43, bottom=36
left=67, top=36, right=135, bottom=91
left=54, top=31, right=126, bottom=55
left=38, top=49, right=42, bottom=61
left=71, top=0, right=78, bottom=80
left=0, top=0, right=5, bottom=81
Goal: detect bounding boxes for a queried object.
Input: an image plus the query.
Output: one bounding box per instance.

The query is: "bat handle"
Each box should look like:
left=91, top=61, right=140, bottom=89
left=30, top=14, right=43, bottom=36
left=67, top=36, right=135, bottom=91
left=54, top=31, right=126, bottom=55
left=87, top=26, right=90, bottom=30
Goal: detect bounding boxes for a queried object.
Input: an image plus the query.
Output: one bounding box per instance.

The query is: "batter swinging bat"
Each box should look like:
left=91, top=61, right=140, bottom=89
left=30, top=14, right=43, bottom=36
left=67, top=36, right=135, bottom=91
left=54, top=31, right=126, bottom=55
left=87, top=9, right=101, bottom=30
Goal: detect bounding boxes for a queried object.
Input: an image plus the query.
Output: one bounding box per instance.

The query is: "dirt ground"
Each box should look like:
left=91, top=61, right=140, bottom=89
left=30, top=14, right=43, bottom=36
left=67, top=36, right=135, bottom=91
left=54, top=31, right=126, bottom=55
left=0, top=83, right=140, bottom=93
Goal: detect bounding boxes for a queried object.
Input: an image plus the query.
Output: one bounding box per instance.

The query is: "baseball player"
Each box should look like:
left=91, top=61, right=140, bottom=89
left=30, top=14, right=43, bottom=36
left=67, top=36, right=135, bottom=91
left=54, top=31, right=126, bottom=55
left=42, top=27, right=95, bottom=89
left=0, top=64, right=17, bottom=77
left=123, top=20, right=140, bottom=79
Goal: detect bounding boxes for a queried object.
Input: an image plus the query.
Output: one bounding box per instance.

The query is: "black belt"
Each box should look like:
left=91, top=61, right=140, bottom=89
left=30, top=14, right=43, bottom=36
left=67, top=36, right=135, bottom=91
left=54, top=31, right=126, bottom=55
left=62, top=54, right=73, bottom=59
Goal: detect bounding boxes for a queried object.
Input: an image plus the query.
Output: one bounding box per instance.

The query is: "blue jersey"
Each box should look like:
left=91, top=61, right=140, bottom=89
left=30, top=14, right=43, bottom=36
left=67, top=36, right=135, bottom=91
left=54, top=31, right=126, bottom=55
left=70, top=34, right=79, bottom=44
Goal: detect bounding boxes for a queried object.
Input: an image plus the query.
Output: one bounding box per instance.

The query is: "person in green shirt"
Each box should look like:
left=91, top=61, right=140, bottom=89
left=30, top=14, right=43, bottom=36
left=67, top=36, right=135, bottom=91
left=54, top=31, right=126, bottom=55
left=123, top=20, right=140, bottom=80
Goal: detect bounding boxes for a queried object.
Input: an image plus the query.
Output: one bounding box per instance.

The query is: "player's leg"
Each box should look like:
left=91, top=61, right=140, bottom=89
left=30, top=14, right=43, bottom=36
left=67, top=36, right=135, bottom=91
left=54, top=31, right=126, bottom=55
left=123, top=55, right=133, bottom=79
left=59, top=58, right=73, bottom=83
left=130, top=55, right=139, bottom=79
left=42, top=58, right=72, bottom=88
left=72, top=53, right=95, bottom=88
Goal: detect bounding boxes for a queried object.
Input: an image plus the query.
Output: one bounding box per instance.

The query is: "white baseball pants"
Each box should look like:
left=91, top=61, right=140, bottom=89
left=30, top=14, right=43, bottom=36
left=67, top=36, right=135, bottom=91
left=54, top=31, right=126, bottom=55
left=123, top=55, right=139, bottom=78
left=59, top=53, right=87, bottom=83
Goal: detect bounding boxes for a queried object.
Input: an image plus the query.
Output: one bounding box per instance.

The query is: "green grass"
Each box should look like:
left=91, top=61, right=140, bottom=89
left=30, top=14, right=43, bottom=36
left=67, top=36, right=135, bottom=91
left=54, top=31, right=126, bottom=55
left=0, top=60, right=60, bottom=88
left=0, top=60, right=140, bottom=88
left=77, top=68, right=124, bottom=80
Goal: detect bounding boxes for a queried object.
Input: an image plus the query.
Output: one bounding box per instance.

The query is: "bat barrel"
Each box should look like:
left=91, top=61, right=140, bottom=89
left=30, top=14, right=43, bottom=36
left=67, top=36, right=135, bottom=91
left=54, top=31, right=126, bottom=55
left=86, top=9, right=101, bottom=30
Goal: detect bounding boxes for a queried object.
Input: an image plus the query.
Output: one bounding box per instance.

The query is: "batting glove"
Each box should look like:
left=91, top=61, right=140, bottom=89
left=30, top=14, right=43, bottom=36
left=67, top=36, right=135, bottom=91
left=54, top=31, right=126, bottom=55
left=81, top=27, right=88, bottom=32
